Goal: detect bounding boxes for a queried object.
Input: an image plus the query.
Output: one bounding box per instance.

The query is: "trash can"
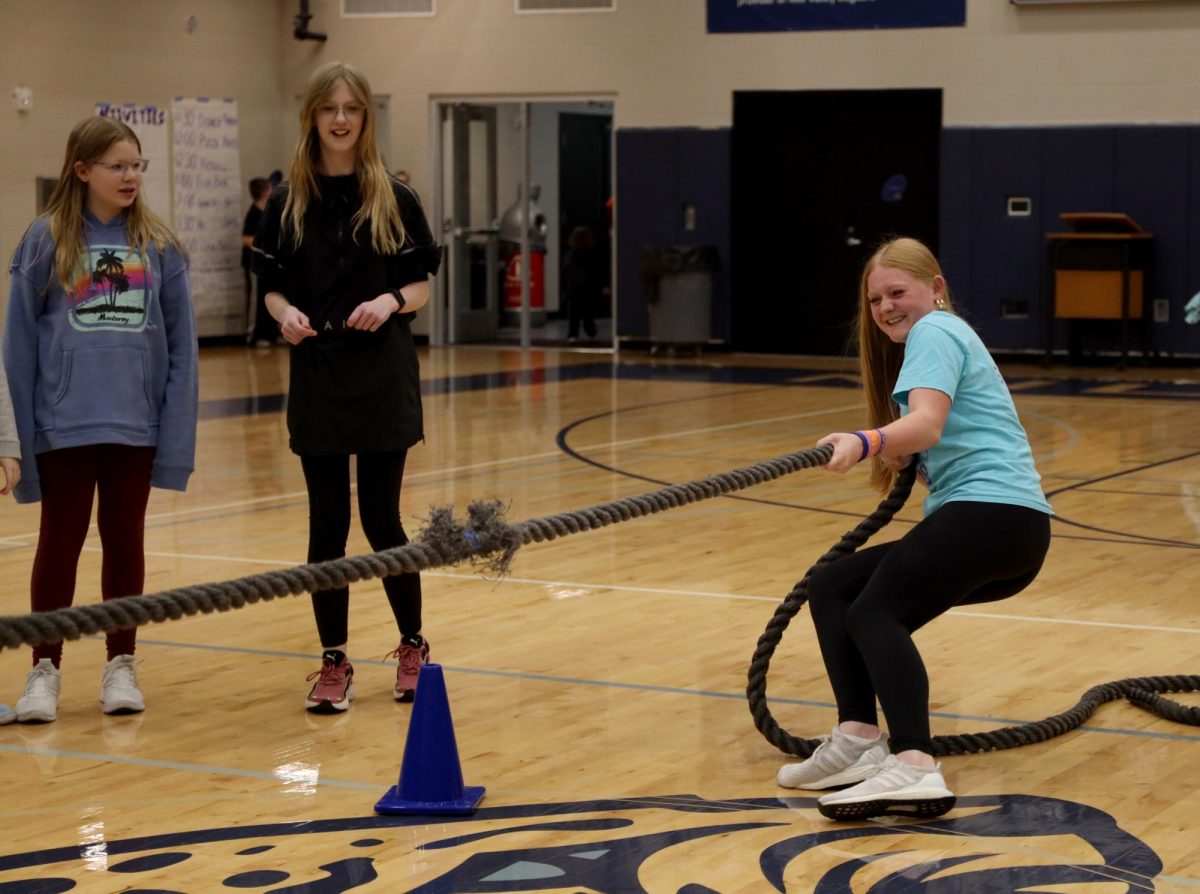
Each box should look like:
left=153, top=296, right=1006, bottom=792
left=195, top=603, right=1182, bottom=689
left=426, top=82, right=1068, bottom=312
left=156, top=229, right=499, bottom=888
left=640, top=244, right=719, bottom=346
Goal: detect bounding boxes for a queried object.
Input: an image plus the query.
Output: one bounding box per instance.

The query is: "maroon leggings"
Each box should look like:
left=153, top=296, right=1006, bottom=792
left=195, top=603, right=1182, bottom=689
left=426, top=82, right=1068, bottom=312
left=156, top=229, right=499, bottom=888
left=30, top=444, right=155, bottom=667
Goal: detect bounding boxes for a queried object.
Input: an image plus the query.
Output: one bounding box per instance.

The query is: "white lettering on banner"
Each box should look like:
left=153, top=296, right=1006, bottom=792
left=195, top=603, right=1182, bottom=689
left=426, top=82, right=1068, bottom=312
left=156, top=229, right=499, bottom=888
left=172, top=98, right=243, bottom=329
left=735, top=0, right=881, bottom=7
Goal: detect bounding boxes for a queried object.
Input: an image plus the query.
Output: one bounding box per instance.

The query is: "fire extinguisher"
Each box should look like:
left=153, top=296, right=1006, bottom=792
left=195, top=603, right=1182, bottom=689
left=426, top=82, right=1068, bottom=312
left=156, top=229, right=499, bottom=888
left=499, top=183, right=548, bottom=313
left=504, top=251, right=544, bottom=310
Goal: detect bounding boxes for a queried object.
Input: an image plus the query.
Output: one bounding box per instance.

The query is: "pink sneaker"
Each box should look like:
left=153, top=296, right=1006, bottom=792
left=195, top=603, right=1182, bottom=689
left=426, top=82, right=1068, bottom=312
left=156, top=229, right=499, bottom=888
left=388, top=635, right=429, bottom=703
left=305, top=650, right=354, bottom=713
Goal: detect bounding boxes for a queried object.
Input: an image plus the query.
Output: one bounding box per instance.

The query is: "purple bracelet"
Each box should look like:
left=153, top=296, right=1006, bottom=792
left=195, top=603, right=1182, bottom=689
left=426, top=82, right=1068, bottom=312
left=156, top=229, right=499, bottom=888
left=852, top=431, right=871, bottom=461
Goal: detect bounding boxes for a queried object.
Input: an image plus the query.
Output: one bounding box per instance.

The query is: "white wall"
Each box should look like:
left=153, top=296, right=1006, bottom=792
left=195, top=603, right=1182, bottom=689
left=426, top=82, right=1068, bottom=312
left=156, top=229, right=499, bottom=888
left=5, top=0, right=1200, bottom=320
left=0, top=0, right=288, bottom=309
left=284, top=0, right=1200, bottom=200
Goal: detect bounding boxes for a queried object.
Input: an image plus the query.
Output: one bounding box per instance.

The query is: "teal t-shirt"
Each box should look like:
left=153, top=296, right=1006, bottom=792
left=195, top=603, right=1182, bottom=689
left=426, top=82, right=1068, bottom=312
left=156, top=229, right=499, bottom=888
left=893, top=312, right=1052, bottom=517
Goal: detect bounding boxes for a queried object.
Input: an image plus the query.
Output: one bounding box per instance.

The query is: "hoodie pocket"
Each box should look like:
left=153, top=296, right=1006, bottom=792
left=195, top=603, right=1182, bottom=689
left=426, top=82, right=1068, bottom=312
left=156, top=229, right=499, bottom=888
left=51, top=347, right=153, bottom=436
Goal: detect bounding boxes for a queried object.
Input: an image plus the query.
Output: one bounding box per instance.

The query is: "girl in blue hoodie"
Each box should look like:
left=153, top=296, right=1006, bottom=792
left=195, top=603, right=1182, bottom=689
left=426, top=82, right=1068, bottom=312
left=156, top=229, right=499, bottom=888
left=4, top=116, right=198, bottom=724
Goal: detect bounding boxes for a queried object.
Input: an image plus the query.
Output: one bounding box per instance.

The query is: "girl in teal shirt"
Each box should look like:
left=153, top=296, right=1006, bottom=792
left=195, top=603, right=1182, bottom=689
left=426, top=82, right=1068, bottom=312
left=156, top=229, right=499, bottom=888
left=776, top=237, right=1052, bottom=821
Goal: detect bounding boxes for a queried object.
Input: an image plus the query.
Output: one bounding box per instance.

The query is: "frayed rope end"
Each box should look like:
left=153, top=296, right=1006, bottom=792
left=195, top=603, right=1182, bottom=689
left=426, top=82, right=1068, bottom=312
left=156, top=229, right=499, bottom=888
left=417, top=499, right=522, bottom=576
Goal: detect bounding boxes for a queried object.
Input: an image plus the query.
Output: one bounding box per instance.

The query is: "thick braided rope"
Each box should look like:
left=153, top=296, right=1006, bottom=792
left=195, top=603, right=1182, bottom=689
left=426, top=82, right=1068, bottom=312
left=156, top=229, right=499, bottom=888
left=513, top=445, right=833, bottom=545
left=0, top=444, right=835, bottom=651
left=746, top=466, right=1200, bottom=756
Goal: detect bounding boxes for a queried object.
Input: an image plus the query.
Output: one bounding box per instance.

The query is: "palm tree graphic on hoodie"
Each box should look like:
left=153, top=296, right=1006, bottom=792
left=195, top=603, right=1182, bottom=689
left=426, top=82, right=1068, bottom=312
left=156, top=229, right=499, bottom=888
left=68, top=246, right=148, bottom=332
left=85, top=249, right=133, bottom=311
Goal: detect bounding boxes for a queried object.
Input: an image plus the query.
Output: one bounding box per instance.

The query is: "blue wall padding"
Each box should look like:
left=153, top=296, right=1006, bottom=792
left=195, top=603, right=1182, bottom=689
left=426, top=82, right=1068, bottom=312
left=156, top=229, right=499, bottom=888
left=615, top=128, right=731, bottom=342
left=616, top=123, right=1200, bottom=355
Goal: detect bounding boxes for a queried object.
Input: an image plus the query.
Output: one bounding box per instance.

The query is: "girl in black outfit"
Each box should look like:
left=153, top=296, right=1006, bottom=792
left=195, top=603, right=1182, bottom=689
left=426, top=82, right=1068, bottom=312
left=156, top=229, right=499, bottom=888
left=253, top=61, right=440, bottom=713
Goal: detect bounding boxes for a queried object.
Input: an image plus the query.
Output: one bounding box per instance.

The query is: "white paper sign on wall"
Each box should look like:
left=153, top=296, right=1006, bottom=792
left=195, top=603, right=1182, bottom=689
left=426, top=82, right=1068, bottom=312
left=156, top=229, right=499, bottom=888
left=171, top=97, right=244, bottom=335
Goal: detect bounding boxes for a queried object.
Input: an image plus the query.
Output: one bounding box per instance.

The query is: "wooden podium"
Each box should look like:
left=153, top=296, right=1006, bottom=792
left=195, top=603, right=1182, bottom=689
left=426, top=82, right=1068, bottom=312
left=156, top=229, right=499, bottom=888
left=1045, top=212, right=1152, bottom=366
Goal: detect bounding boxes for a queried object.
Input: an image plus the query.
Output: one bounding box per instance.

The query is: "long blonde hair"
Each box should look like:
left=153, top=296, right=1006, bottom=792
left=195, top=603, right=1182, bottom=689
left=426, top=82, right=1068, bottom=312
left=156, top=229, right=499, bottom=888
left=282, top=61, right=406, bottom=254
left=43, top=116, right=181, bottom=291
left=857, top=237, right=952, bottom=493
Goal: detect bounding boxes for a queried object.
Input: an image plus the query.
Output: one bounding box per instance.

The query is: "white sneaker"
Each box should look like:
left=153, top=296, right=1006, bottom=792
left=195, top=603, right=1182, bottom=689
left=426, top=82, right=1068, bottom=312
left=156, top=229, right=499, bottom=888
left=16, top=659, right=61, bottom=723
left=777, top=726, right=889, bottom=790
left=101, top=655, right=145, bottom=715
left=817, top=754, right=956, bottom=821
left=0, top=703, right=14, bottom=725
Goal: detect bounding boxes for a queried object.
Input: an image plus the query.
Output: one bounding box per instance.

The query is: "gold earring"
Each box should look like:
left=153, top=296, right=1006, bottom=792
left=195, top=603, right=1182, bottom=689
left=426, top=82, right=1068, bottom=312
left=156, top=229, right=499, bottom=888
left=935, top=297, right=948, bottom=311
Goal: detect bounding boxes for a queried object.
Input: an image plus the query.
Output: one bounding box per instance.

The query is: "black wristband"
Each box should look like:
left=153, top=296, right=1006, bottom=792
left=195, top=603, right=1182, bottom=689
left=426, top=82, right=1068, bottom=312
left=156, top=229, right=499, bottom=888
left=388, top=288, right=406, bottom=312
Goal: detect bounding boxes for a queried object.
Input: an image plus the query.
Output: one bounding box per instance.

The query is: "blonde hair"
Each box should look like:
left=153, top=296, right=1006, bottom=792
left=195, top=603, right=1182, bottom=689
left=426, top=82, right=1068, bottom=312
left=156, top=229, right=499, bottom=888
left=43, top=116, right=182, bottom=291
left=282, top=61, right=406, bottom=254
left=856, top=236, right=952, bottom=493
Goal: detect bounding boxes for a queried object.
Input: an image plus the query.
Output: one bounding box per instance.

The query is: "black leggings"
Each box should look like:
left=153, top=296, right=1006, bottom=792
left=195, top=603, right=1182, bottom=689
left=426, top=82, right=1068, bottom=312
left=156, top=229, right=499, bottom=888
left=300, top=451, right=421, bottom=648
left=807, top=501, right=1051, bottom=755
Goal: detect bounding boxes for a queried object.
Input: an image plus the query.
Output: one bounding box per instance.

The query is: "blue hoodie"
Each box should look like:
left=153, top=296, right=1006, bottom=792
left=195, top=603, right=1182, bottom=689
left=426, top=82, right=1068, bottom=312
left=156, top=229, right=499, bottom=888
left=4, top=211, right=198, bottom=504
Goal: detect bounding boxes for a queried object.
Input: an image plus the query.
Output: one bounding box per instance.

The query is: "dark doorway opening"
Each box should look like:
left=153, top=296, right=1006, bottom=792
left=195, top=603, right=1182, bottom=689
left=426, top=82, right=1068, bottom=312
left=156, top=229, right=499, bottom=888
left=731, top=89, right=942, bottom=355
left=558, top=111, right=614, bottom=328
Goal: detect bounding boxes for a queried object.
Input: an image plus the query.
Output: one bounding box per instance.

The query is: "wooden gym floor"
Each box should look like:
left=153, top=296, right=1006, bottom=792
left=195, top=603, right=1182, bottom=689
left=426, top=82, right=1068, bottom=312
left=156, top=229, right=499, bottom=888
left=0, top=343, right=1197, bottom=892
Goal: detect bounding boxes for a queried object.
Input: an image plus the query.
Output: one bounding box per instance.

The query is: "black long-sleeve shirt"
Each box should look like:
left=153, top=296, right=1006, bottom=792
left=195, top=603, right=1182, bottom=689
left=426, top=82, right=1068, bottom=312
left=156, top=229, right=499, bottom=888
left=253, top=174, right=440, bottom=455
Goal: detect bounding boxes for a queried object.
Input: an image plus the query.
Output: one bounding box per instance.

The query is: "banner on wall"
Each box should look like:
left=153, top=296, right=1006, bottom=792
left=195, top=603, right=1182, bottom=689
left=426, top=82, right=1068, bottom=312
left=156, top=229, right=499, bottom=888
left=171, top=97, right=244, bottom=332
left=94, top=103, right=171, bottom=217
left=706, top=0, right=966, bottom=33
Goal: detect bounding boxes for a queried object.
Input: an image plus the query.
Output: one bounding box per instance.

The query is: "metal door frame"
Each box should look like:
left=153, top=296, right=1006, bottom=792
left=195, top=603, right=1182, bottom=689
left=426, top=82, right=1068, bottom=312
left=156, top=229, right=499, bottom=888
left=429, top=94, right=617, bottom=348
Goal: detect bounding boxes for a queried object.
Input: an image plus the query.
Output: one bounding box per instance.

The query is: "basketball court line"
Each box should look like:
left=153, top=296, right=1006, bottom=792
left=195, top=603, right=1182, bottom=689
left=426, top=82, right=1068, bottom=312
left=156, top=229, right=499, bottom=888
left=113, top=365, right=1184, bottom=535
left=15, top=635, right=1186, bottom=747
left=0, top=742, right=379, bottom=791
left=0, top=404, right=863, bottom=542
left=67, top=546, right=1196, bottom=639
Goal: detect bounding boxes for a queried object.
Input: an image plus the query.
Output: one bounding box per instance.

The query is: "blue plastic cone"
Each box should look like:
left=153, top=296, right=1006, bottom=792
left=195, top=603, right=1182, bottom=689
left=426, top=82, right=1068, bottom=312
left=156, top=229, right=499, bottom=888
left=375, top=663, right=485, bottom=815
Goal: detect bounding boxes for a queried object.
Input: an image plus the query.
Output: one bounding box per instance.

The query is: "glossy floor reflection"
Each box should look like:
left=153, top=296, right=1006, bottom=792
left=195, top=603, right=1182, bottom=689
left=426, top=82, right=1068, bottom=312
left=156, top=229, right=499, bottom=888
left=0, top=345, right=1197, bottom=892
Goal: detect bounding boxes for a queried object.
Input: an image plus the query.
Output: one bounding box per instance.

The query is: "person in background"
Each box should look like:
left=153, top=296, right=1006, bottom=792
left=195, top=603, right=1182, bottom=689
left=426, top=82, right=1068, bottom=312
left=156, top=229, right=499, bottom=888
left=563, top=225, right=600, bottom=342
left=4, top=115, right=198, bottom=724
left=0, top=358, right=21, bottom=726
left=253, top=61, right=441, bottom=714
left=775, top=236, right=1051, bottom=821
left=242, top=176, right=273, bottom=346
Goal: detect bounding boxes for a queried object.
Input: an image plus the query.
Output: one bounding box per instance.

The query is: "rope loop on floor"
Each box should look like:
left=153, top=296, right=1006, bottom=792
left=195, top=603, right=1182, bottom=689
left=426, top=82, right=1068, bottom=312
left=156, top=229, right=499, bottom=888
left=745, top=465, right=1200, bottom=756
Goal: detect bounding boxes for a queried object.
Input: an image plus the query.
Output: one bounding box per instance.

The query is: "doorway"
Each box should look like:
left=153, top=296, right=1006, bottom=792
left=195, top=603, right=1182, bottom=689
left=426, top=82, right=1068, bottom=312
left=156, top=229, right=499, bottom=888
left=558, top=110, right=613, bottom=342
left=438, top=103, right=501, bottom=344
left=731, top=89, right=942, bottom=356
left=432, top=99, right=615, bottom=349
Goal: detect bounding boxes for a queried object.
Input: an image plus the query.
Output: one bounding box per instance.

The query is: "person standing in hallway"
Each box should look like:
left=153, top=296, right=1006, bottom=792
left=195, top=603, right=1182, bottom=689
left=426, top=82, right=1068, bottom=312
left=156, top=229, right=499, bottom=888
left=563, top=225, right=600, bottom=342
left=242, top=176, right=274, bottom=345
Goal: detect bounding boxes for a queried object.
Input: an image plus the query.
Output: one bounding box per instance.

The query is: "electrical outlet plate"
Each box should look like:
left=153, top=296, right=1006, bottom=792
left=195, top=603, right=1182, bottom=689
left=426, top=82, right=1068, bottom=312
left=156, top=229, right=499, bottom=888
left=1153, top=300, right=1169, bottom=323
left=1006, top=196, right=1032, bottom=217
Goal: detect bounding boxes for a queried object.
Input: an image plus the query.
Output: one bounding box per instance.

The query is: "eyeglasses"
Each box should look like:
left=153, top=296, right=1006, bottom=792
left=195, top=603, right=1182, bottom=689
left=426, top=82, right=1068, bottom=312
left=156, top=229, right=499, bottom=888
left=316, top=103, right=365, bottom=120
left=92, top=159, right=150, bottom=175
